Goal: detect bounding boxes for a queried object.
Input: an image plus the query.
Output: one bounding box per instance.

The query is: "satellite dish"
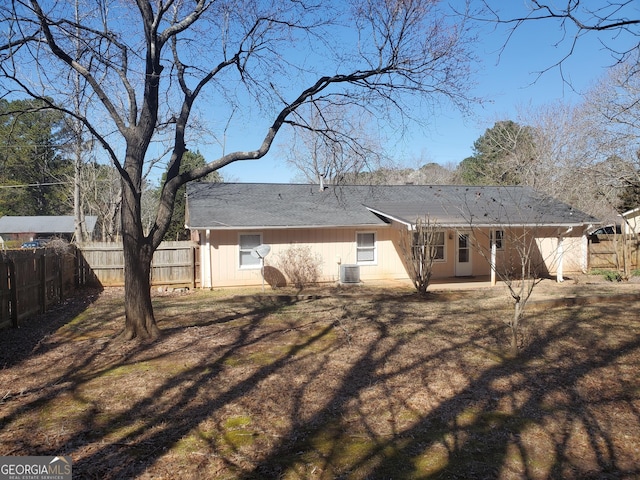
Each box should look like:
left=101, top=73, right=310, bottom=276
left=251, top=245, right=271, bottom=292
left=250, top=244, right=271, bottom=259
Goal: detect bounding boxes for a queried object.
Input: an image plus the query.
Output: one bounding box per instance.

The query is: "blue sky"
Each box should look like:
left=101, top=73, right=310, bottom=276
left=211, top=3, right=629, bottom=184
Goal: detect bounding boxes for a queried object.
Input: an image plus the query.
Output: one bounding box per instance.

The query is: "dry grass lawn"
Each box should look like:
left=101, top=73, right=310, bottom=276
left=1, top=277, right=639, bottom=479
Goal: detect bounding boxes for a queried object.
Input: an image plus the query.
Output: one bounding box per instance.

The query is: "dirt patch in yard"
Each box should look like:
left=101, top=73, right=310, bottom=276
left=1, top=279, right=639, bottom=479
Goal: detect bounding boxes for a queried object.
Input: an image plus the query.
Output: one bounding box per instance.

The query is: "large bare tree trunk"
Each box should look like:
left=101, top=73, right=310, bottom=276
left=119, top=156, right=161, bottom=341
left=120, top=221, right=160, bottom=339
left=121, top=241, right=159, bottom=340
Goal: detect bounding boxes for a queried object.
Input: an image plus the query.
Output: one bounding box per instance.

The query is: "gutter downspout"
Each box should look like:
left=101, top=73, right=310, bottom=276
left=557, top=227, right=573, bottom=283
left=582, top=225, right=593, bottom=274
left=202, top=229, right=212, bottom=289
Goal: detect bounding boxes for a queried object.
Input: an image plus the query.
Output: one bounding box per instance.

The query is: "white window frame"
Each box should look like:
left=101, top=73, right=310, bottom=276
left=490, top=229, right=505, bottom=250
left=413, top=230, right=446, bottom=262
left=356, top=231, right=377, bottom=265
left=432, top=231, right=446, bottom=262
left=239, top=233, right=262, bottom=269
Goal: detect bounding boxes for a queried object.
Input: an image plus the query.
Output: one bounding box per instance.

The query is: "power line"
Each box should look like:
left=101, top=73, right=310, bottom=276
left=0, top=182, right=69, bottom=188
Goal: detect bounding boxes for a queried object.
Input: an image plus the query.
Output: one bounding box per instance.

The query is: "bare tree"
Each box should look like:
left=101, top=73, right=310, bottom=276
left=519, top=102, right=623, bottom=222
left=344, top=160, right=457, bottom=185
left=474, top=2, right=640, bottom=215
left=406, top=160, right=457, bottom=185
left=81, top=162, right=122, bottom=241
left=461, top=188, right=573, bottom=357
left=581, top=61, right=640, bottom=189
left=69, top=0, right=93, bottom=243
left=473, top=226, right=544, bottom=357
left=579, top=62, right=640, bottom=277
left=399, top=216, right=443, bottom=297
left=0, top=0, right=477, bottom=340
left=58, top=121, right=95, bottom=242
left=283, top=104, right=387, bottom=185
left=479, top=1, right=640, bottom=82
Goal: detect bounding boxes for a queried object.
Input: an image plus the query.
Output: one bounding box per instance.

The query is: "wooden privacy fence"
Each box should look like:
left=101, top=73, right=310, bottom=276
left=77, top=241, right=199, bottom=288
left=0, top=248, right=77, bottom=329
left=0, top=259, right=14, bottom=329
left=0, top=241, right=199, bottom=330
left=589, top=235, right=640, bottom=271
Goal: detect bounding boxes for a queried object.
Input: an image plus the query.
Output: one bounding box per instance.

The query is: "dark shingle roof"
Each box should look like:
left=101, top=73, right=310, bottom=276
left=0, top=215, right=98, bottom=234
left=185, top=183, right=599, bottom=229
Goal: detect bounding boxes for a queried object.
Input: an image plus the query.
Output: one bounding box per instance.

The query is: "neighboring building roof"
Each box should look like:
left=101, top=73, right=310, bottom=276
left=0, top=215, right=98, bottom=234
left=622, top=206, right=640, bottom=218
left=186, top=183, right=599, bottom=230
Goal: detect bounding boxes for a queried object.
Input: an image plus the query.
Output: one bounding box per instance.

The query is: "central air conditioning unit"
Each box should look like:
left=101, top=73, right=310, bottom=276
left=340, top=264, right=360, bottom=284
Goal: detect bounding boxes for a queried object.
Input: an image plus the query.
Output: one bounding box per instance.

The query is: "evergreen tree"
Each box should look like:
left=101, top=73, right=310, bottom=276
left=0, top=99, right=72, bottom=215
left=456, top=120, right=536, bottom=186
left=619, top=180, right=640, bottom=212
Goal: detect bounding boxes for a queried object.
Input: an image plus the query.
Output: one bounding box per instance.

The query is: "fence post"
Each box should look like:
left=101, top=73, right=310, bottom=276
left=58, top=253, right=64, bottom=302
left=40, top=253, right=46, bottom=314
left=8, top=258, right=17, bottom=328
left=74, top=245, right=86, bottom=287
left=74, top=245, right=80, bottom=287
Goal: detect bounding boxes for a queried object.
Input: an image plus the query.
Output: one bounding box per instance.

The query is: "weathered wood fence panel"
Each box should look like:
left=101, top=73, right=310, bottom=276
left=589, top=235, right=640, bottom=271
left=150, top=242, right=198, bottom=287
left=0, top=248, right=78, bottom=327
left=77, top=241, right=199, bottom=288
left=0, top=261, right=13, bottom=330
left=76, top=242, right=123, bottom=286
left=1, top=241, right=200, bottom=329
left=13, top=253, right=42, bottom=321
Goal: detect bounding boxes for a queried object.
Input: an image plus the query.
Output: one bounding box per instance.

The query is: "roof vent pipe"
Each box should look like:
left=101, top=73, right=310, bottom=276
left=319, top=174, right=328, bottom=192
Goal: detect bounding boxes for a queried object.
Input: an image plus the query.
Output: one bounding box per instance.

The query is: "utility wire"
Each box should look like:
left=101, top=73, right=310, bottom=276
left=0, top=182, right=68, bottom=188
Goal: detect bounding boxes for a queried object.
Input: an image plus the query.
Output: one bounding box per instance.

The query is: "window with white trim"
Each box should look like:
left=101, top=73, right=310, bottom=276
left=356, top=232, right=376, bottom=264
left=413, top=230, right=445, bottom=261
left=239, top=233, right=262, bottom=269
left=490, top=230, right=504, bottom=250
left=432, top=231, right=446, bottom=261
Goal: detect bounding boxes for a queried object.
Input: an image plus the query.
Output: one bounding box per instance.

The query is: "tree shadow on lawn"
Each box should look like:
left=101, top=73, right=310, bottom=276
left=67, top=295, right=341, bottom=478
left=1, top=291, right=334, bottom=476
left=0, top=287, right=103, bottom=369
left=1, top=291, right=639, bottom=479
left=242, top=301, right=640, bottom=479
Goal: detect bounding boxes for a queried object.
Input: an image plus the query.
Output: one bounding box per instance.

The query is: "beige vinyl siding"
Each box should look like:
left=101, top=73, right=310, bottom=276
left=624, top=210, right=639, bottom=236
left=201, top=226, right=485, bottom=288
left=202, top=226, right=413, bottom=287
left=197, top=225, right=588, bottom=288
left=535, top=233, right=587, bottom=274
left=474, top=227, right=587, bottom=277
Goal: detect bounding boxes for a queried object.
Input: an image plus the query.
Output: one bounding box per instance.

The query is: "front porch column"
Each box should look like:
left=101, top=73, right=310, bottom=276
left=201, top=228, right=212, bottom=289
left=557, top=235, right=564, bottom=283
left=581, top=233, right=589, bottom=273
left=490, top=240, right=497, bottom=286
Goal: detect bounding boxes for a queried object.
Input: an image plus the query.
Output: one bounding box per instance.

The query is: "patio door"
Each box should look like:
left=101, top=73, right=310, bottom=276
left=455, top=232, right=473, bottom=276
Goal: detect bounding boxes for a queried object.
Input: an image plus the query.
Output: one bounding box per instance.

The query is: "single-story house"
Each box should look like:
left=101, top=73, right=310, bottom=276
left=0, top=215, right=98, bottom=243
left=185, top=183, right=599, bottom=288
